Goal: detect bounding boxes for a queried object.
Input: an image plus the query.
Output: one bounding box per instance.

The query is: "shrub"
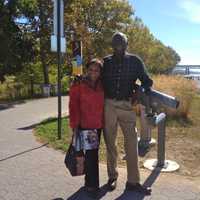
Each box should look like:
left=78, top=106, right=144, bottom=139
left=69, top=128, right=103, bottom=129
left=0, top=76, right=30, bottom=101
left=0, top=81, right=6, bottom=100
left=61, top=76, right=70, bottom=94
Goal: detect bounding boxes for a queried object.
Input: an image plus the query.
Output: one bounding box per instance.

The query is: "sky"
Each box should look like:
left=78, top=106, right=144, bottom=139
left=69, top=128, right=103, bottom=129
left=129, top=0, right=200, bottom=65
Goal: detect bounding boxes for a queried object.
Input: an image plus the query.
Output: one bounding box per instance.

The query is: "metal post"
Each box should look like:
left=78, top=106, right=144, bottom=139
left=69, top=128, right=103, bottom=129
left=143, top=113, right=179, bottom=172
left=57, top=0, right=62, bottom=139
left=157, top=116, right=166, bottom=167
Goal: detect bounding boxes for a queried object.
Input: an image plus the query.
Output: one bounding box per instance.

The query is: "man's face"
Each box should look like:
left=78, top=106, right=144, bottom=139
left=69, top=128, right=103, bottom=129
left=112, top=35, right=127, bottom=55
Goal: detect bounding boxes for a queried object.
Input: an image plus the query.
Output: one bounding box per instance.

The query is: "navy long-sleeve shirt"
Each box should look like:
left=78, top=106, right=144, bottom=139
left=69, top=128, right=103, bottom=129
left=102, top=53, right=153, bottom=100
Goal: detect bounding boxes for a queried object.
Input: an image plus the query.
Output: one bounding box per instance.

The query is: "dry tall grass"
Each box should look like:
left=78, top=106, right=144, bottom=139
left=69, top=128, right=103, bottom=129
left=152, top=75, right=198, bottom=118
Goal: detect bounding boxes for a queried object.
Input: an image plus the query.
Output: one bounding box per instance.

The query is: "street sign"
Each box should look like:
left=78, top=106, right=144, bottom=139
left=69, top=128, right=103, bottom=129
left=72, top=40, right=83, bottom=75
left=52, top=0, right=64, bottom=36
left=51, top=35, right=66, bottom=53
left=51, top=0, right=66, bottom=53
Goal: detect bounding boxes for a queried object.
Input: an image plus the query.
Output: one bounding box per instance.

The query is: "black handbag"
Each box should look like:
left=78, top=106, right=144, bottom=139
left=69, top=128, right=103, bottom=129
left=64, top=134, right=85, bottom=176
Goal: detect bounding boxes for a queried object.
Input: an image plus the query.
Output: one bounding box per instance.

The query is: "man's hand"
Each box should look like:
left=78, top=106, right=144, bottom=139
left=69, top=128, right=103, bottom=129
left=70, top=75, right=83, bottom=86
left=132, top=89, right=139, bottom=105
left=72, top=128, right=79, bottom=135
left=144, top=87, right=152, bottom=95
left=72, top=127, right=79, bottom=146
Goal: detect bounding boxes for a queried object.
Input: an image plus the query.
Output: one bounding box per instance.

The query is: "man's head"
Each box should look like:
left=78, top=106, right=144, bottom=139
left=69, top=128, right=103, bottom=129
left=112, top=32, right=128, bottom=55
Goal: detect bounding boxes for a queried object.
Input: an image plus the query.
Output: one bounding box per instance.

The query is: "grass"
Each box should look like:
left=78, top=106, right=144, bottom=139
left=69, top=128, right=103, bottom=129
left=34, top=116, right=110, bottom=162
left=34, top=117, right=71, bottom=152
left=152, top=75, right=198, bottom=118
left=166, top=94, right=200, bottom=139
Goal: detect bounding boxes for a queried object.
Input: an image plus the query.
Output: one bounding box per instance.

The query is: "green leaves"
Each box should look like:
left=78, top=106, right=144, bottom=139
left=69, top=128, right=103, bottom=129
left=0, top=0, right=180, bottom=83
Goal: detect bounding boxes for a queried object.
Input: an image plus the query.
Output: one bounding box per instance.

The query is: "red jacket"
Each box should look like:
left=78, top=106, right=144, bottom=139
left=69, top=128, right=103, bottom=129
left=69, top=80, right=104, bottom=129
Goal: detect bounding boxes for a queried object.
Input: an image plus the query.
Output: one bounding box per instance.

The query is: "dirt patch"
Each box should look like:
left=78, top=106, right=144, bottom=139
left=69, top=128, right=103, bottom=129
left=99, top=120, right=200, bottom=179
left=138, top=130, right=200, bottom=177
left=108, top=119, right=200, bottom=179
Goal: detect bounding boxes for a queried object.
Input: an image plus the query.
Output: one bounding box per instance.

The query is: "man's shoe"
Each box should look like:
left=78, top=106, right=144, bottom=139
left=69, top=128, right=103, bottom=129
left=106, top=179, right=117, bottom=191
left=125, top=182, right=151, bottom=195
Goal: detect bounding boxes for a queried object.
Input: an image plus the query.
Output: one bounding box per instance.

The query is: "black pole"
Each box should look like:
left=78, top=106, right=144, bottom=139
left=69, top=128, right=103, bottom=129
left=57, top=0, right=62, bottom=139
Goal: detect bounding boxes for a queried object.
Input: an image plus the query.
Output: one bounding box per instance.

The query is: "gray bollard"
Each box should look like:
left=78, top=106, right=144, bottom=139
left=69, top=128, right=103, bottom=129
left=143, top=113, right=179, bottom=172
left=155, top=113, right=166, bottom=167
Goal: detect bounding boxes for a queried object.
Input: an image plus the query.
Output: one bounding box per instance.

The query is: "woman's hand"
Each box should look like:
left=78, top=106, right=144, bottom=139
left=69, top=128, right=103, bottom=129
left=72, top=127, right=79, bottom=146
left=72, top=128, right=79, bottom=135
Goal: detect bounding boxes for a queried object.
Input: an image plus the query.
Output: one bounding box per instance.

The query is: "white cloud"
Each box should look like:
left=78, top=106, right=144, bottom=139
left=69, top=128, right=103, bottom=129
left=178, top=0, right=200, bottom=24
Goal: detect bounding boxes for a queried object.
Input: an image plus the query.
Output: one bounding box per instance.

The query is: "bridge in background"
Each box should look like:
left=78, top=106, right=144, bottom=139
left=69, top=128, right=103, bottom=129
left=171, top=65, right=200, bottom=88
left=171, top=65, right=200, bottom=80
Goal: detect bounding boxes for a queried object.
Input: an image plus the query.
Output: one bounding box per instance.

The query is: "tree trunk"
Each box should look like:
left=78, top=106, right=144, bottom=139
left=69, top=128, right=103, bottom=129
left=40, top=46, right=49, bottom=84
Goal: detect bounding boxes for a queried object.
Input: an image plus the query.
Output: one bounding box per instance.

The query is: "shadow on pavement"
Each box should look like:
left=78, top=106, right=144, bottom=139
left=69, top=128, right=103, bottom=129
left=0, top=100, right=25, bottom=111
left=0, top=143, right=48, bottom=162
left=66, top=187, right=92, bottom=200
left=65, top=169, right=161, bottom=199
left=17, top=117, right=58, bottom=131
left=115, top=191, right=145, bottom=200
left=115, top=168, right=161, bottom=200
left=17, top=123, right=41, bottom=130
left=143, top=168, right=161, bottom=187
left=66, top=184, right=108, bottom=200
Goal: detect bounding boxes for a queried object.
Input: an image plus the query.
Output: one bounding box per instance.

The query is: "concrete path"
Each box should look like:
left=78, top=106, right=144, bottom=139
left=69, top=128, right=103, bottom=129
left=0, top=97, right=200, bottom=200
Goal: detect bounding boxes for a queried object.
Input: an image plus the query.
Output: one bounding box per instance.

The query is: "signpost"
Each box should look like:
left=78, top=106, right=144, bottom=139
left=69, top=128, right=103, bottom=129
left=51, top=0, right=65, bottom=139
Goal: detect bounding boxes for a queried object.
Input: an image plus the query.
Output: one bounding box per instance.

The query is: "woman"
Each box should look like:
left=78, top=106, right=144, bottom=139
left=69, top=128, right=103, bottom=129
left=69, top=59, right=104, bottom=197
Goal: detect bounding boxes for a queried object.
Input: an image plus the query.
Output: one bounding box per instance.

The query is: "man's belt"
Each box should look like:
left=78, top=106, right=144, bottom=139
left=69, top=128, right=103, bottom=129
left=107, top=96, right=131, bottom=101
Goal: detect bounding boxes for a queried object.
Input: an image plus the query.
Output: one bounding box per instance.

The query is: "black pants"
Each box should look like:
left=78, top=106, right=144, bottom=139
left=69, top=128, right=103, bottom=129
left=84, top=129, right=101, bottom=188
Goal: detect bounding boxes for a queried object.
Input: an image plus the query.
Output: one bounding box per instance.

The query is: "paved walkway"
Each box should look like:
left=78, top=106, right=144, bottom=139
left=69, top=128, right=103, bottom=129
left=0, top=97, right=200, bottom=200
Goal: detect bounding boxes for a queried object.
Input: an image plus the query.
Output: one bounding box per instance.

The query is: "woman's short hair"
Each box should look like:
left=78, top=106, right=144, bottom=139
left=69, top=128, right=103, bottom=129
left=86, top=58, right=103, bottom=70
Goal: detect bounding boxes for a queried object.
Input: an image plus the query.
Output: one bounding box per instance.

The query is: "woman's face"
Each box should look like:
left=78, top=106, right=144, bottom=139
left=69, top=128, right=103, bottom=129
left=87, top=63, right=101, bottom=82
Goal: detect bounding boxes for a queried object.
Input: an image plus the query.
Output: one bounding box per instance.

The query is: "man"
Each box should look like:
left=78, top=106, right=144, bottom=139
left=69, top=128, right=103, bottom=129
left=102, top=32, right=153, bottom=195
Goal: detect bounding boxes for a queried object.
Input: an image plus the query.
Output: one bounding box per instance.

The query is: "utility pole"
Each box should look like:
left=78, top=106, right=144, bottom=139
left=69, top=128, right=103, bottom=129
left=51, top=0, right=65, bottom=139
left=57, top=0, right=61, bottom=139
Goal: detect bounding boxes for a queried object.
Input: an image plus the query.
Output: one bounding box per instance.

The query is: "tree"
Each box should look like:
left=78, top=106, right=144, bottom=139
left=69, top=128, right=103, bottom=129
left=0, top=0, right=35, bottom=81
left=0, top=0, right=181, bottom=83
left=64, top=1, right=180, bottom=72
left=20, top=0, right=53, bottom=84
left=64, top=0, right=134, bottom=61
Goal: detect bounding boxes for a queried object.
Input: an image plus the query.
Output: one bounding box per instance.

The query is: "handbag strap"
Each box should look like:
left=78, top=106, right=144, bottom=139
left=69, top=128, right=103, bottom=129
left=72, top=129, right=82, bottom=151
